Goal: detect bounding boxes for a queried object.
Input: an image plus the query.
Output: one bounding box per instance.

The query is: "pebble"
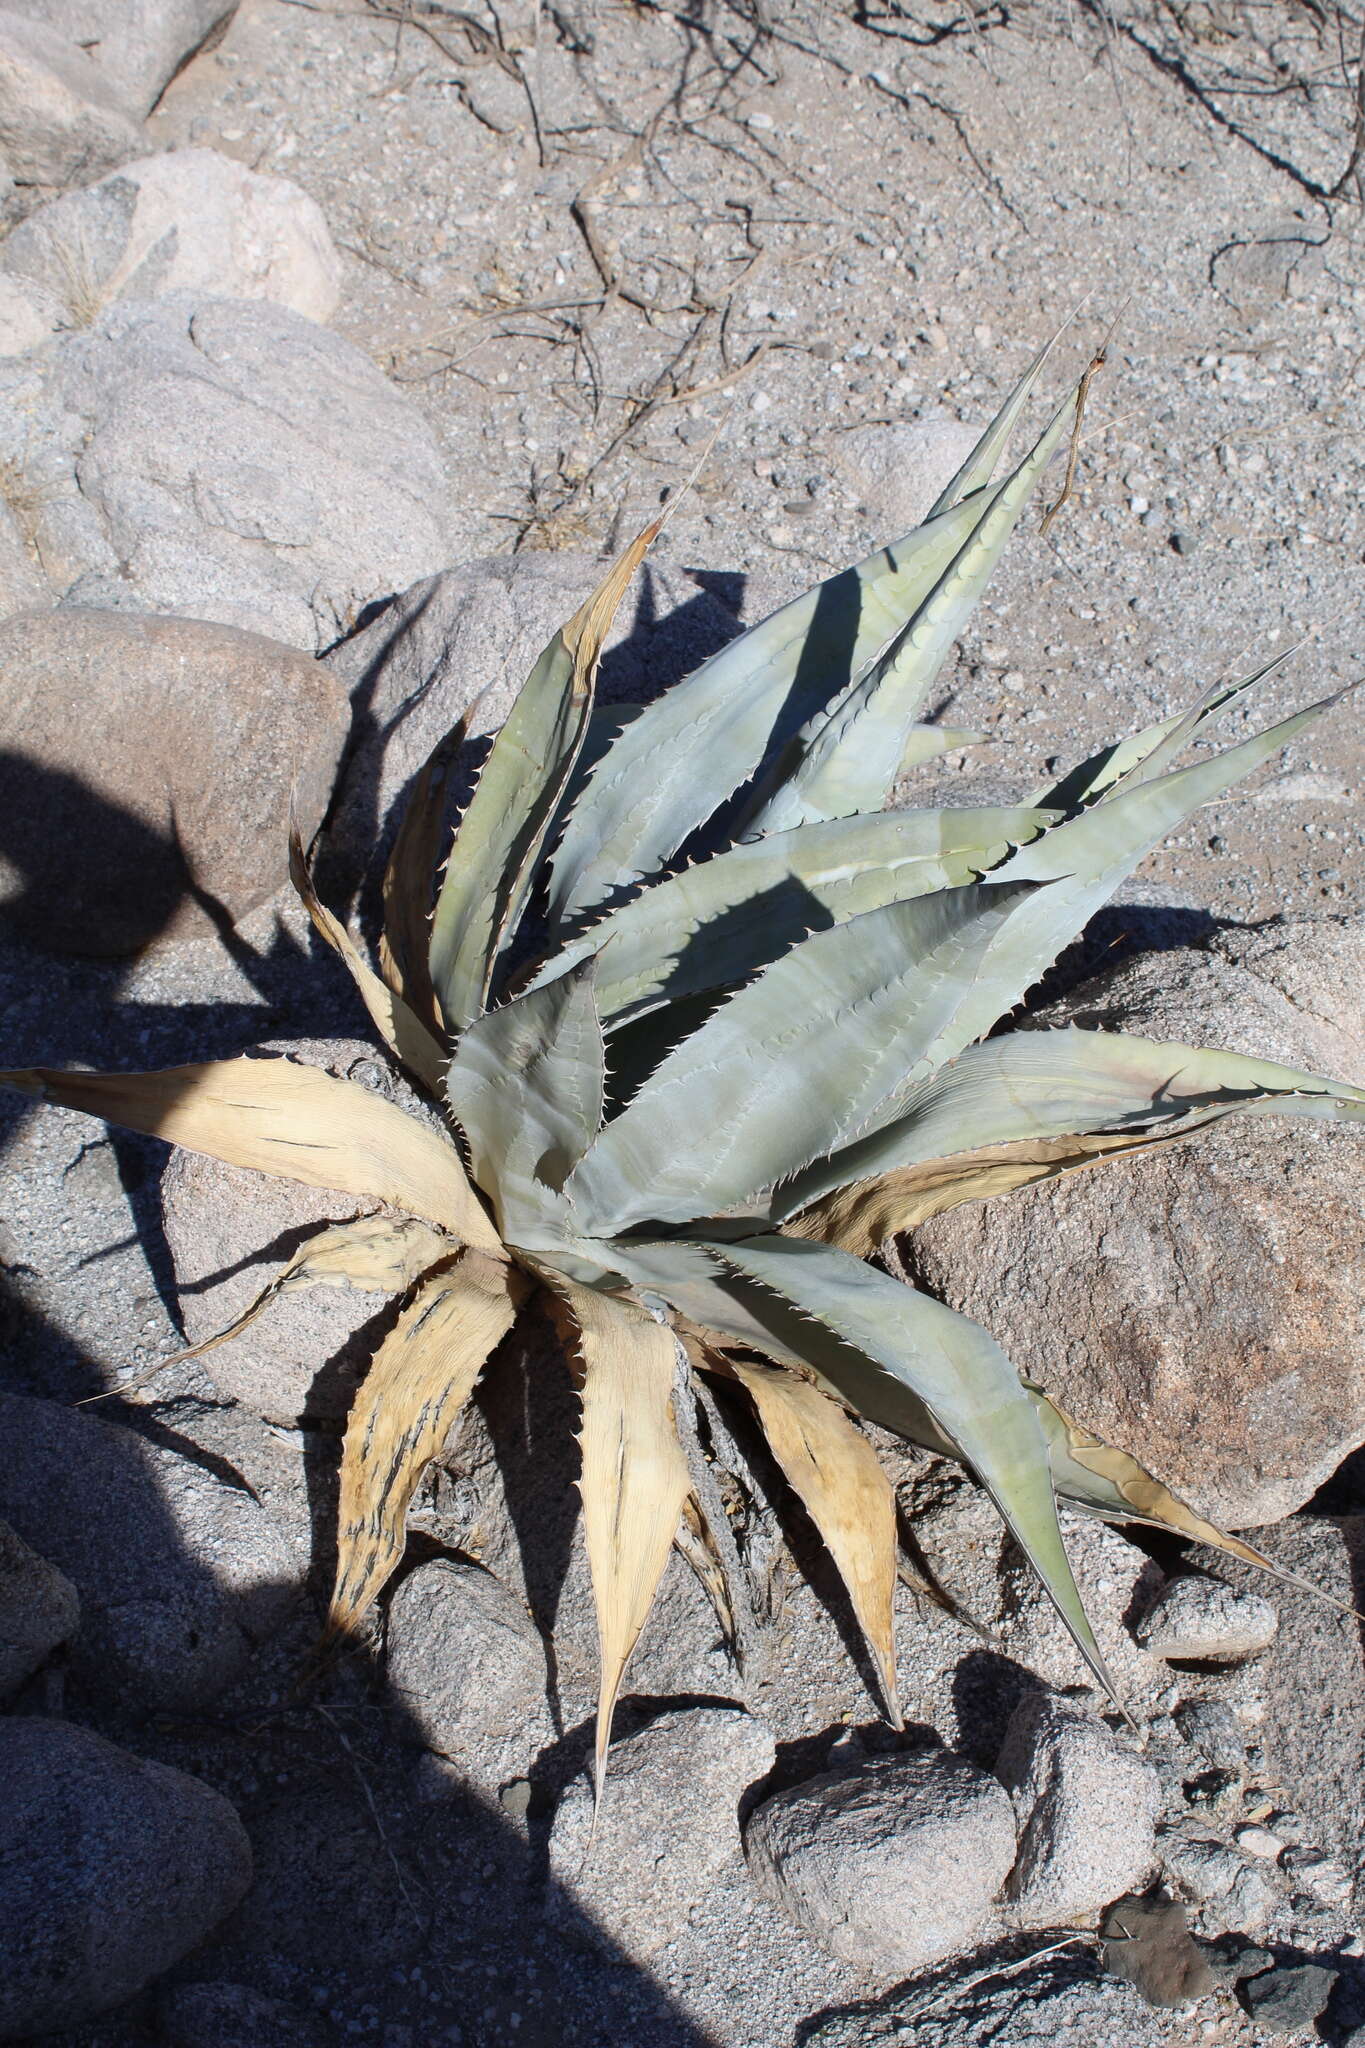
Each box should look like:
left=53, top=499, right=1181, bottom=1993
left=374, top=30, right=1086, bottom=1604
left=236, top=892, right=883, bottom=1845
left=1234, top=1824, right=1283, bottom=1859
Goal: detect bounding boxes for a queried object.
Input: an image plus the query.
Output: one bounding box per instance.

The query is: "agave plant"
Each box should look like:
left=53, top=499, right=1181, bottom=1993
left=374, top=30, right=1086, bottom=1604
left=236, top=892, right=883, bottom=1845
left=6, top=344, right=1363, bottom=1797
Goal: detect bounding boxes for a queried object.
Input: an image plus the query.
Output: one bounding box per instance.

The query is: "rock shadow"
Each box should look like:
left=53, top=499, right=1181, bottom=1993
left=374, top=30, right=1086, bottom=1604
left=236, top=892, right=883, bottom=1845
left=0, top=1278, right=721, bottom=2047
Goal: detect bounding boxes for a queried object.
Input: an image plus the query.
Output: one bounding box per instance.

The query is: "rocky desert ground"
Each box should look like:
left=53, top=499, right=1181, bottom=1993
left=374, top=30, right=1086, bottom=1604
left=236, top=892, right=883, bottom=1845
left=1, top=0, right=1364, bottom=2044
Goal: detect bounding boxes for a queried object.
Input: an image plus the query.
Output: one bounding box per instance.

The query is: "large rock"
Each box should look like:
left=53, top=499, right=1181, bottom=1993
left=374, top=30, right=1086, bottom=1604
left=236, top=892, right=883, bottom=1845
left=0, top=495, right=48, bottom=608
left=803, top=1954, right=1181, bottom=2048
left=549, top=1705, right=774, bottom=1958
left=2, top=0, right=237, bottom=120
left=386, top=1559, right=550, bottom=1800
left=0, top=269, right=60, bottom=356
left=0, top=294, right=456, bottom=650
left=0, top=1514, right=78, bottom=1697
left=3, top=148, right=343, bottom=326
left=0, top=607, right=349, bottom=954
left=1222, top=1515, right=1365, bottom=1892
left=0, top=1391, right=298, bottom=1711
left=995, top=1692, right=1159, bottom=1929
left=913, top=918, right=1365, bottom=1527
left=0, top=1716, right=252, bottom=2036
left=160, top=1037, right=442, bottom=1426
left=744, top=1746, right=1017, bottom=1977
left=322, top=551, right=739, bottom=904
left=0, top=9, right=139, bottom=188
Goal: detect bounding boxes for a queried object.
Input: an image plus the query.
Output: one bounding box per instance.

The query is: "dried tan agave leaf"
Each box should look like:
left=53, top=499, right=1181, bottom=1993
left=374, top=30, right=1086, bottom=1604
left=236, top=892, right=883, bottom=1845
left=0, top=1058, right=505, bottom=1253
left=557, top=1279, right=691, bottom=1797
left=430, top=514, right=665, bottom=1032
left=725, top=1354, right=901, bottom=1726
left=289, top=824, right=448, bottom=1095
left=328, top=1247, right=525, bottom=1636
left=786, top=1128, right=1206, bottom=1255
left=379, top=718, right=468, bottom=1029
left=157, top=1213, right=453, bottom=1367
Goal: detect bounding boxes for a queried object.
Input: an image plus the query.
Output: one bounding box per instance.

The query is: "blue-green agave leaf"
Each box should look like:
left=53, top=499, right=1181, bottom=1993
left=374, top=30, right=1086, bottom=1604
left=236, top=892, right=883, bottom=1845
left=529, top=804, right=1056, bottom=1023
left=1032, top=651, right=1294, bottom=813
left=780, top=1022, right=1365, bottom=1217
left=926, top=326, right=1067, bottom=516
left=712, top=1234, right=1117, bottom=1699
left=565, top=878, right=1046, bottom=1233
left=746, top=382, right=1080, bottom=835
left=444, top=964, right=605, bottom=1247
left=429, top=523, right=658, bottom=1031
left=546, top=489, right=995, bottom=927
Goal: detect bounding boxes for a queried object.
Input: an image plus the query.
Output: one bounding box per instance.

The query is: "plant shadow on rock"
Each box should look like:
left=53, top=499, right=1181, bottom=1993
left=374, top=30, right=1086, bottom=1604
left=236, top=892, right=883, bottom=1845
left=320, top=564, right=746, bottom=945
left=0, top=1233, right=729, bottom=2048
left=0, top=777, right=732, bottom=2046
left=1, top=599, right=1347, bottom=2045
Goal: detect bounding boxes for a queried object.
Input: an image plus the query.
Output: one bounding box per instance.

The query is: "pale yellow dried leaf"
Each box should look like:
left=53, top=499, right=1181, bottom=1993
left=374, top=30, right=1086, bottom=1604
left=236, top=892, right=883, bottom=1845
left=0, top=1058, right=505, bottom=1254
left=787, top=1129, right=1174, bottom=1256
left=163, top=1213, right=453, bottom=1367
left=729, top=1355, right=900, bottom=1725
left=559, top=1278, right=691, bottom=1795
left=1044, top=1387, right=1290, bottom=1570
left=379, top=718, right=468, bottom=1029
left=328, top=1248, right=524, bottom=1634
left=289, top=825, right=448, bottom=1094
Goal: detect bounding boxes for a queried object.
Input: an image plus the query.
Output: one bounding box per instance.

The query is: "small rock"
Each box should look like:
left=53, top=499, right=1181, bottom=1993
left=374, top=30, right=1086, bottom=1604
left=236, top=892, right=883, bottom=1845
left=0, top=1514, right=78, bottom=1696
left=0, top=294, right=457, bottom=652
left=1222, top=1861, right=1279, bottom=1934
left=745, top=1745, right=1016, bottom=1977
left=551, top=1706, right=774, bottom=1959
left=1201, top=1935, right=1273, bottom=1986
left=834, top=412, right=977, bottom=532
left=0, top=1717, right=252, bottom=2036
left=996, top=1692, right=1159, bottom=1929
left=0, top=1391, right=298, bottom=1711
left=155, top=1980, right=331, bottom=2048
left=0, top=10, right=140, bottom=187
left=1182, top=1767, right=1241, bottom=1817
left=1174, top=1701, right=1248, bottom=1771
left=1240, top=1960, right=1337, bottom=2030
left=386, top=1558, right=550, bottom=1800
left=1162, top=1833, right=1245, bottom=1902
left=1100, top=1895, right=1214, bottom=2008
left=1135, top=1576, right=1278, bottom=1663
left=1212, top=220, right=1325, bottom=312
left=1278, top=1844, right=1352, bottom=1905
left=1234, top=1823, right=1283, bottom=1859
left=4, top=0, right=237, bottom=121
left=0, top=607, right=348, bottom=955
left=323, top=552, right=739, bottom=906
left=3, top=148, right=344, bottom=326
